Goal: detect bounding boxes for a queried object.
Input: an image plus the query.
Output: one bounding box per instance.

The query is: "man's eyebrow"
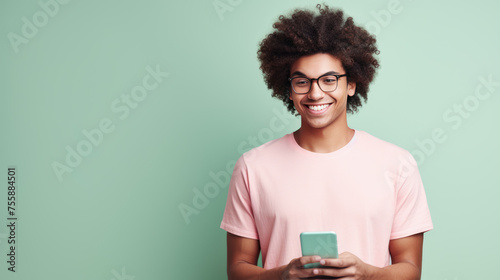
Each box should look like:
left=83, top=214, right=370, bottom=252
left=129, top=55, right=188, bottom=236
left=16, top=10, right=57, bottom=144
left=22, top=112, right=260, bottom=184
left=290, top=71, right=307, bottom=77
left=290, top=70, right=341, bottom=77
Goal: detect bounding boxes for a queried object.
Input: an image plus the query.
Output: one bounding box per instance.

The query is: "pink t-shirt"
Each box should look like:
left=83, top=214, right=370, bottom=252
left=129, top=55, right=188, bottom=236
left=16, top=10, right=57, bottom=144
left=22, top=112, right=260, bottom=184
left=220, top=129, right=433, bottom=269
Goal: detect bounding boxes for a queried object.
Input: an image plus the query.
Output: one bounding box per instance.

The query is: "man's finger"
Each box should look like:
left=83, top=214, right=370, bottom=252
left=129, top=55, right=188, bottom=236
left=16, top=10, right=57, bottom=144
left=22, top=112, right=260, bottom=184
left=319, top=257, right=353, bottom=268
left=311, top=266, right=354, bottom=278
left=297, top=255, right=322, bottom=267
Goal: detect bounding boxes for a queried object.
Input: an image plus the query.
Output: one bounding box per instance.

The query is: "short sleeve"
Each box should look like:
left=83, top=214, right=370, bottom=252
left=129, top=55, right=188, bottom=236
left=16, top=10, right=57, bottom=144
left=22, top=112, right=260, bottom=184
left=220, top=154, right=259, bottom=239
left=391, top=152, right=434, bottom=239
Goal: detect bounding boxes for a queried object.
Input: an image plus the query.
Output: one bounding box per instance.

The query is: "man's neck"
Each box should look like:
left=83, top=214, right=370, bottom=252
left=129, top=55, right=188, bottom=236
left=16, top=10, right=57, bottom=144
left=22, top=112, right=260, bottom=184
left=293, top=124, right=355, bottom=154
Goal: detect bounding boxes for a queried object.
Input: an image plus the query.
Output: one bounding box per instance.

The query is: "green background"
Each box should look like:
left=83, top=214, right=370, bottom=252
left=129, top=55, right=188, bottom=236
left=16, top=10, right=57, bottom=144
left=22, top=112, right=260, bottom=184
left=1, top=0, right=499, bottom=279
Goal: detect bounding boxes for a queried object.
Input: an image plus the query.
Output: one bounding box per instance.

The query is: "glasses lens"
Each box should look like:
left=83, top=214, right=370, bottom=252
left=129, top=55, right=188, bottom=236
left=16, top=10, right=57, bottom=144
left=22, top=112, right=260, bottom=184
left=291, top=78, right=311, bottom=94
left=318, top=76, right=338, bottom=92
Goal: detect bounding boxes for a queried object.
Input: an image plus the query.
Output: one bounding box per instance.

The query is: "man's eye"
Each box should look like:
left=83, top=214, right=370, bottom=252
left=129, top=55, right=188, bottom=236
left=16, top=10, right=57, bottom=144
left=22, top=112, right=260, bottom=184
left=294, top=80, right=310, bottom=86
left=322, top=78, right=337, bottom=84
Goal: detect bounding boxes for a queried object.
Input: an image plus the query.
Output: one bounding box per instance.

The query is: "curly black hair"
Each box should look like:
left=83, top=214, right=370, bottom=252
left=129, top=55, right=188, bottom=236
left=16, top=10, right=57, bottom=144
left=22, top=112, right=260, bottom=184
left=257, top=3, right=380, bottom=116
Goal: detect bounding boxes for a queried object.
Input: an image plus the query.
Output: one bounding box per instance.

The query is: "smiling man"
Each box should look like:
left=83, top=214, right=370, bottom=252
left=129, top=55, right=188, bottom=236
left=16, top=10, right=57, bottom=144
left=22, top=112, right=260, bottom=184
left=220, top=4, right=433, bottom=280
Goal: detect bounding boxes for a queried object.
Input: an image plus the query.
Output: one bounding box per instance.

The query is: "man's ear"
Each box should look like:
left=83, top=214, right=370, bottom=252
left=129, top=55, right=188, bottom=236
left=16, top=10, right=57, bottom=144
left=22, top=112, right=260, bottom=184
left=347, top=82, right=356, bottom=97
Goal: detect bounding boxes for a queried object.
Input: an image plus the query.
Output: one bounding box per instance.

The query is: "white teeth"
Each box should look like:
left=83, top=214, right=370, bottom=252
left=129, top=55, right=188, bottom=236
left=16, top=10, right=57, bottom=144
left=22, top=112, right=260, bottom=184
left=307, top=104, right=329, bottom=111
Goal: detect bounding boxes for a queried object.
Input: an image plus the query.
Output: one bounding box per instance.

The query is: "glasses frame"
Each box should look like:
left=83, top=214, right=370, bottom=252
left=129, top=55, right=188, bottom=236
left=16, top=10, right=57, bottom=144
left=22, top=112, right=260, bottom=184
left=288, top=73, right=348, bottom=94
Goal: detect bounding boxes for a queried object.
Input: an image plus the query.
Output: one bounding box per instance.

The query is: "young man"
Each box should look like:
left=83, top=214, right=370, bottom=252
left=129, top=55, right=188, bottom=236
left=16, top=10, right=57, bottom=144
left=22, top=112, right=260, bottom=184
left=220, top=4, right=433, bottom=280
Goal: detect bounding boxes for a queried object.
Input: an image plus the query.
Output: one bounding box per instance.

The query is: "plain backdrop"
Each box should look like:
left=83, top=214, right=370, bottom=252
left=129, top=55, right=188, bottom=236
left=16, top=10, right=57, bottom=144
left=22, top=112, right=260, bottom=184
left=1, top=0, right=499, bottom=279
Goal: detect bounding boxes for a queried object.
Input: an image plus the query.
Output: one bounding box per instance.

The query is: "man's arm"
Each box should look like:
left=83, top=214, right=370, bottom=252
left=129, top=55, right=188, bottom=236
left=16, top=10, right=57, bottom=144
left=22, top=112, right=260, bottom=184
left=226, top=232, right=283, bottom=280
left=375, top=232, right=424, bottom=280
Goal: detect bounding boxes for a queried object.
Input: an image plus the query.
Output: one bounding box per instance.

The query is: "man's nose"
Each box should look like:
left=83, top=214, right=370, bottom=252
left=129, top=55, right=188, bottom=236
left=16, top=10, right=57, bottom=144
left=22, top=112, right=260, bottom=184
left=308, top=80, right=325, bottom=100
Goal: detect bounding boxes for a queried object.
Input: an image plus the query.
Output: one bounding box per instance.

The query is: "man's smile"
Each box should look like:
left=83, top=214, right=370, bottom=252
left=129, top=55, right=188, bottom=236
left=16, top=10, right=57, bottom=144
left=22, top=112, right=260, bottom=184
left=304, top=102, right=333, bottom=114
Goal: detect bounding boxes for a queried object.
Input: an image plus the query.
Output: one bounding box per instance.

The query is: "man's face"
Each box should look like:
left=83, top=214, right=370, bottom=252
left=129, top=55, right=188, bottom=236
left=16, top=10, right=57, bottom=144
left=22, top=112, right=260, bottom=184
left=289, top=53, right=355, bottom=131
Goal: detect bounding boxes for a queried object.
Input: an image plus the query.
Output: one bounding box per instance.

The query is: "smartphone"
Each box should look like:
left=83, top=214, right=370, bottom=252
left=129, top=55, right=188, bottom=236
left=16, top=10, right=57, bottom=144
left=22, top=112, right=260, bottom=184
left=300, top=231, right=338, bottom=269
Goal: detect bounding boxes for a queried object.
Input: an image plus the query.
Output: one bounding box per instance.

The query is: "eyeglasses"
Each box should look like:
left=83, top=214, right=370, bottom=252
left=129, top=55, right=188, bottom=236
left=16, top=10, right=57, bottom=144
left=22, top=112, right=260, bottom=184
left=288, top=73, right=348, bottom=94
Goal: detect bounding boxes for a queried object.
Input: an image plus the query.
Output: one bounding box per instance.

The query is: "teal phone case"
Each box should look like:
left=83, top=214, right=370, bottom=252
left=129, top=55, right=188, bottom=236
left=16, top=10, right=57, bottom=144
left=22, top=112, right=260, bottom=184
left=300, top=231, right=338, bottom=269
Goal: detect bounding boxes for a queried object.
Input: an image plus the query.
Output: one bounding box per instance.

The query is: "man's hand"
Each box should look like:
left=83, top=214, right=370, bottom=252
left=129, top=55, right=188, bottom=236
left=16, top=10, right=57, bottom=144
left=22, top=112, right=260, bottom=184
left=309, top=251, right=374, bottom=279
left=281, top=255, right=330, bottom=280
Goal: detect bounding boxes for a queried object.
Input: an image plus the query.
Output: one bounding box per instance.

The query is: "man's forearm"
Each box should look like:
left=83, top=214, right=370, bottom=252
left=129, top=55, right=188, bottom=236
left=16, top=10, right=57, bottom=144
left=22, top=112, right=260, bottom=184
left=368, top=261, right=421, bottom=280
left=228, top=261, right=284, bottom=280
